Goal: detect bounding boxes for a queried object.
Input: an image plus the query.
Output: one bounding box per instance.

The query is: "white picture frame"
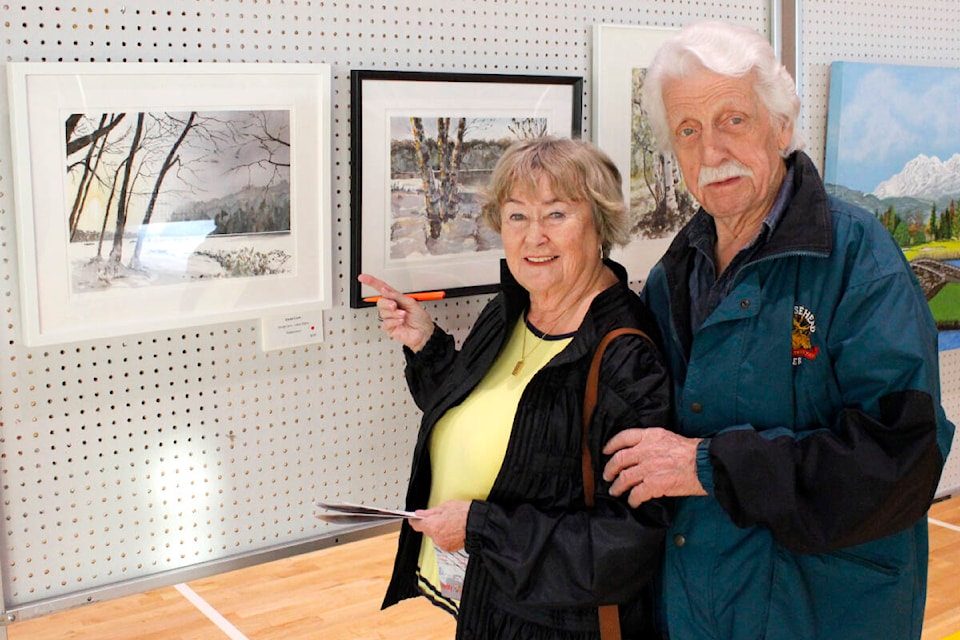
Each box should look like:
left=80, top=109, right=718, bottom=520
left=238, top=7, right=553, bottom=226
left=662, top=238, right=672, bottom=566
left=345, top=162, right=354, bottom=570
left=592, top=24, right=682, bottom=283
left=6, top=62, right=332, bottom=346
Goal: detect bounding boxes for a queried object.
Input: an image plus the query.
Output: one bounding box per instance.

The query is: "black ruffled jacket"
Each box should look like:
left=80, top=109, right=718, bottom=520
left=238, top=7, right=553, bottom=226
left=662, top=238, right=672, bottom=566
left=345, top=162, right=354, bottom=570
left=382, top=260, right=672, bottom=640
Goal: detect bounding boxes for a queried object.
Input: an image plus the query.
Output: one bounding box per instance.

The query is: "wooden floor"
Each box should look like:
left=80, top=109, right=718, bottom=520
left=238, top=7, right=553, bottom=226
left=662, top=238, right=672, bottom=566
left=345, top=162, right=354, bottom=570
left=925, top=495, right=960, bottom=640
left=8, top=496, right=960, bottom=640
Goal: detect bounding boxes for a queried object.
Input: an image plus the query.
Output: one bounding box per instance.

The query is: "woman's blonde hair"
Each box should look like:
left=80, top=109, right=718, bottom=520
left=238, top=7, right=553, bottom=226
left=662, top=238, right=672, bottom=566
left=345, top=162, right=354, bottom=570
left=480, top=136, right=630, bottom=256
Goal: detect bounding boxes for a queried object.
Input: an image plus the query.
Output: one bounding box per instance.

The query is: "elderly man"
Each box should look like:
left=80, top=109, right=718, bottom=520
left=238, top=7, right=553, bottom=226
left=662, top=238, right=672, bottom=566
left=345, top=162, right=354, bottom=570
left=603, top=20, right=955, bottom=640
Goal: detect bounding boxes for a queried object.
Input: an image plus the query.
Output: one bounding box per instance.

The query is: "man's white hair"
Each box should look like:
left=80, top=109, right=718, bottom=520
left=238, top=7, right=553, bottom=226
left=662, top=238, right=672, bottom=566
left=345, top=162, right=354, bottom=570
left=641, top=20, right=805, bottom=158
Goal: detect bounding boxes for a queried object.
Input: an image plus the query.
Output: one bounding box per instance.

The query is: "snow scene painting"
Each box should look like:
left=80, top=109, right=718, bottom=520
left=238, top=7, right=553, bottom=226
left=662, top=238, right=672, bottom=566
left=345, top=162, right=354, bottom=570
left=388, top=116, right=546, bottom=260
left=824, top=61, right=960, bottom=350
left=67, top=109, right=293, bottom=294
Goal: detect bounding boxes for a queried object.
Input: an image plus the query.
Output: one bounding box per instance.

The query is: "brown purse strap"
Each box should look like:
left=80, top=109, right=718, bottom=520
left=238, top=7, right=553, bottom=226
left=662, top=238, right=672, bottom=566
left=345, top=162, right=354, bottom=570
left=581, top=327, right=650, bottom=507
left=581, top=327, right=651, bottom=640
left=598, top=605, right=623, bottom=640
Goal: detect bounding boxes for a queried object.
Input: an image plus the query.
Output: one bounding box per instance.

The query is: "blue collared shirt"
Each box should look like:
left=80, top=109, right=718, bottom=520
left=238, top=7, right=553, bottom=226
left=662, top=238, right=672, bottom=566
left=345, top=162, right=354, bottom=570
left=689, top=162, right=796, bottom=331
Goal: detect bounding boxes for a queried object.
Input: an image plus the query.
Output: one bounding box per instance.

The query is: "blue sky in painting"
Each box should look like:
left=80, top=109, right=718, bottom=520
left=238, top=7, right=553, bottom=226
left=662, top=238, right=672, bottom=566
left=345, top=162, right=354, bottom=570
left=824, top=61, right=960, bottom=194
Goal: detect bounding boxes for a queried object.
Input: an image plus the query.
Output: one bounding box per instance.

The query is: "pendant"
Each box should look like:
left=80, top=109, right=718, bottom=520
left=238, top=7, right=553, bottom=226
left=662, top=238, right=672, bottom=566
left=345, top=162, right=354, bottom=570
left=512, top=359, right=524, bottom=376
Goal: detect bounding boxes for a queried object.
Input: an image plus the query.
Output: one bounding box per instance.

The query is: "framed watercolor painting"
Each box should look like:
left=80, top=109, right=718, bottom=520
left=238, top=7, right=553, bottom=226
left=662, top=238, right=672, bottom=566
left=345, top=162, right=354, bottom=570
left=6, top=62, right=332, bottom=346
left=591, top=24, right=690, bottom=284
left=349, top=69, right=583, bottom=308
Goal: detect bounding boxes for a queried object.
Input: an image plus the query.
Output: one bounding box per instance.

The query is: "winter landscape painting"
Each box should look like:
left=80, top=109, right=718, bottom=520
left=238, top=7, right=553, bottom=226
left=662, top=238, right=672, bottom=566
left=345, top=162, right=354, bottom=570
left=8, top=63, right=331, bottom=346
left=350, top=70, right=581, bottom=307
left=824, top=60, right=960, bottom=350
left=67, top=109, right=294, bottom=293
left=387, top=116, right=542, bottom=260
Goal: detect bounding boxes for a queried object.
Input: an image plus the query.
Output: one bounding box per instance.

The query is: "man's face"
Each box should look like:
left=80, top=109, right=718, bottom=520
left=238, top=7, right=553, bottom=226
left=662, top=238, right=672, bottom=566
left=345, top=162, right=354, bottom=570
left=663, top=67, right=792, bottom=225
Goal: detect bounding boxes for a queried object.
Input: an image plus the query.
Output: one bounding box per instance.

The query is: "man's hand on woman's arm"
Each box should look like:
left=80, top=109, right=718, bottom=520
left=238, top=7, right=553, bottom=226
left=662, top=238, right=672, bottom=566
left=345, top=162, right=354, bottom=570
left=603, top=427, right=707, bottom=507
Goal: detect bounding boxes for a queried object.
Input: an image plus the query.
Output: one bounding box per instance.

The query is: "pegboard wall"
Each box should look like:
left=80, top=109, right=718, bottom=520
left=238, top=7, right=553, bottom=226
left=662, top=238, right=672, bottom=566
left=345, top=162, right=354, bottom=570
left=0, top=0, right=958, bottom=627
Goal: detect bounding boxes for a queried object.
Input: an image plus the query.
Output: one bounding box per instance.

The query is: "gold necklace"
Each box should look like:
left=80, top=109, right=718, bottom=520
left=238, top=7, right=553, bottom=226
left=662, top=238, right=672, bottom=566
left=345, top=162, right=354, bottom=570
left=512, top=309, right=570, bottom=376
left=512, top=266, right=609, bottom=376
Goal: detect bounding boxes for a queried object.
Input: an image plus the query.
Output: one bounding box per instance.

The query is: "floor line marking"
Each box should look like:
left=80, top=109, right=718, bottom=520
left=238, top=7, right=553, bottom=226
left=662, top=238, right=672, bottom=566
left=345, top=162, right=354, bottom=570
left=929, top=517, right=960, bottom=533
left=175, top=583, right=250, bottom=640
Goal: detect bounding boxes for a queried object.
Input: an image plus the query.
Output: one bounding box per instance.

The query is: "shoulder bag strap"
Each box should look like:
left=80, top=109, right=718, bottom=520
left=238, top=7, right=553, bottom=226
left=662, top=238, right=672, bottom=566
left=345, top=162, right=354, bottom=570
left=581, top=327, right=651, bottom=640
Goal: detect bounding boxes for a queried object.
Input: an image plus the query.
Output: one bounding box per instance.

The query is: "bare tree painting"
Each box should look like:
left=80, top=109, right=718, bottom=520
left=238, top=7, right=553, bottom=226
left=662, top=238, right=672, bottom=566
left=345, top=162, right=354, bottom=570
left=389, top=116, right=545, bottom=259
left=65, top=109, right=293, bottom=293
left=629, top=68, right=697, bottom=238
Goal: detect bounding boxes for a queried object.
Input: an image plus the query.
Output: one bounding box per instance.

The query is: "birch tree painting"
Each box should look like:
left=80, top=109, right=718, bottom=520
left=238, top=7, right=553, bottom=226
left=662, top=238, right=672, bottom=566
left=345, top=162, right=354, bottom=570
left=388, top=116, right=545, bottom=260
left=629, top=68, right=698, bottom=238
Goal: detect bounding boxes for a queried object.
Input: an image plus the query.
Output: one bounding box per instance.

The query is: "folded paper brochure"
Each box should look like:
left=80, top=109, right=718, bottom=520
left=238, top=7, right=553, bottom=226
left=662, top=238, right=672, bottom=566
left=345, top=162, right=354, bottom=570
left=314, top=500, right=421, bottom=525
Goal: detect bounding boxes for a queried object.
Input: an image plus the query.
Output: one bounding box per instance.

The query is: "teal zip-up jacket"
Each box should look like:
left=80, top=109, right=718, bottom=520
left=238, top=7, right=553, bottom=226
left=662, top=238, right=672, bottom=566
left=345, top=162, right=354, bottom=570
left=640, top=152, right=954, bottom=640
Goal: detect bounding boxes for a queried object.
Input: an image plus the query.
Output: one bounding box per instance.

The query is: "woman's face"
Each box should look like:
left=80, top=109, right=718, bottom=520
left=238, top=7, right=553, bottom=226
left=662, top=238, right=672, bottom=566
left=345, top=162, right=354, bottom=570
left=500, top=173, right=602, bottom=301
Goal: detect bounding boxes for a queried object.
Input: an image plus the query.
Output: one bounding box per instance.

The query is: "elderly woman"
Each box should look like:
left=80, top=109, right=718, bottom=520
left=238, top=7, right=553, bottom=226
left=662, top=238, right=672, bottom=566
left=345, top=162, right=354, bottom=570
left=359, top=136, right=671, bottom=639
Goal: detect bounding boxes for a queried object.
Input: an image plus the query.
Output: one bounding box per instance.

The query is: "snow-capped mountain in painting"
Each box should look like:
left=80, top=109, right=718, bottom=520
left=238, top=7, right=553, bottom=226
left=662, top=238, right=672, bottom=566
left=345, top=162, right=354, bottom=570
left=874, top=153, right=960, bottom=200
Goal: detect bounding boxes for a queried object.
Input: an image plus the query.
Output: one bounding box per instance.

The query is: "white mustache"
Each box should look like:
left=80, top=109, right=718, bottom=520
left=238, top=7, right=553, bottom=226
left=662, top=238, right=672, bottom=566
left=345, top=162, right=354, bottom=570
left=699, top=161, right=754, bottom=188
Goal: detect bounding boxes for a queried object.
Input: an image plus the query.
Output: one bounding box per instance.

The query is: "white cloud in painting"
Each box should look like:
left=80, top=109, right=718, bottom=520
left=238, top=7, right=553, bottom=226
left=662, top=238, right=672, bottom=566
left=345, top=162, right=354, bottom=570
left=833, top=63, right=960, bottom=193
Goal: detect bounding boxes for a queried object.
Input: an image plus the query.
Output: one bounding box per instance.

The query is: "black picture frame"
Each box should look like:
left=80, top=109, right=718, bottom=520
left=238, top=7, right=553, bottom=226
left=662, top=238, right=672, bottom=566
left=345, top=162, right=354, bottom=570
left=349, top=69, right=583, bottom=308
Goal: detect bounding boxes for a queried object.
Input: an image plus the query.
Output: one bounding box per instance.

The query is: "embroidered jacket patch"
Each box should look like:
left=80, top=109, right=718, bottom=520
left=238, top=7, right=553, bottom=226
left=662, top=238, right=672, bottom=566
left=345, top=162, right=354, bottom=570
left=792, top=305, right=819, bottom=365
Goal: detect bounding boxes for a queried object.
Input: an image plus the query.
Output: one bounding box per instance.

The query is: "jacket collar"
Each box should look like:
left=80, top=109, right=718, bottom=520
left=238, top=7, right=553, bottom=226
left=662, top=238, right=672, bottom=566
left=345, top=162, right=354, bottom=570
left=757, top=151, right=833, bottom=260
left=497, top=257, right=634, bottom=360
left=657, top=151, right=833, bottom=357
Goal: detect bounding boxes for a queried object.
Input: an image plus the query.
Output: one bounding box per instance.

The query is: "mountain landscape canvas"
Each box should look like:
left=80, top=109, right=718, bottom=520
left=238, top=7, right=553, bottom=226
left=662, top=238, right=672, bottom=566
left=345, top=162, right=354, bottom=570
left=824, top=60, right=960, bottom=350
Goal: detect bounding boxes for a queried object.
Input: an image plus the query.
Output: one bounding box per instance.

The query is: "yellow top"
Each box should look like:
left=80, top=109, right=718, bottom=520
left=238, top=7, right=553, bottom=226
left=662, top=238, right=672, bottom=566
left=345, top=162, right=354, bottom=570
left=416, top=316, right=572, bottom=612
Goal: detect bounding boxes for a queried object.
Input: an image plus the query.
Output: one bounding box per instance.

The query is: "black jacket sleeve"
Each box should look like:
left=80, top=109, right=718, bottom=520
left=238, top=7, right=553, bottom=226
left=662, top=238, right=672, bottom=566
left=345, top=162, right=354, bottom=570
left=709, top=390, right=943, bottom=554
left=402, top=325, right=457, bottom=411
left=707, top=270, right=950, bottom=554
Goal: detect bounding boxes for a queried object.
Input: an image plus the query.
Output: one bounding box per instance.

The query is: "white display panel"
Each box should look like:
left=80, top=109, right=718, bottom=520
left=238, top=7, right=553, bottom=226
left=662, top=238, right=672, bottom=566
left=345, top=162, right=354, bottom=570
left=1, top=0, right=958, bottom=632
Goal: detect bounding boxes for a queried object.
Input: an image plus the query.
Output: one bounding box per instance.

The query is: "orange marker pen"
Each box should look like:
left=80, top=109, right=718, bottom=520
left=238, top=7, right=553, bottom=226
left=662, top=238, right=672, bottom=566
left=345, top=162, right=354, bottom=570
left=363, top=290, right=447, bottom=303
